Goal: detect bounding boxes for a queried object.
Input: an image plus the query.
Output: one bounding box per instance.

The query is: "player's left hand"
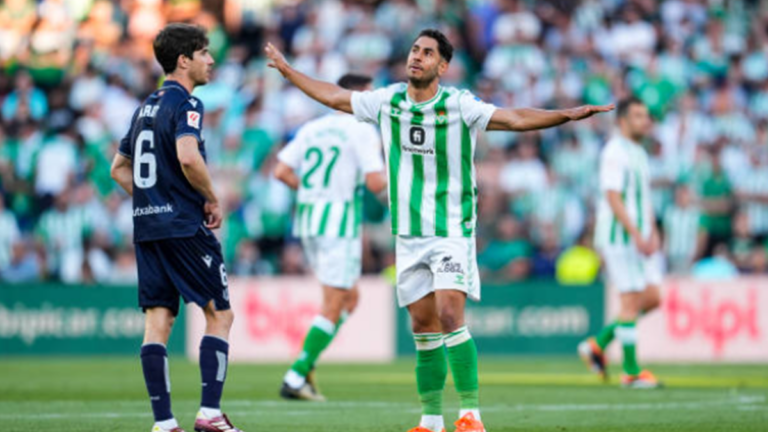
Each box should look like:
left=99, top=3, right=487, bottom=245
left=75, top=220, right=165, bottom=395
left=264, top=42, right=289, bottom=75
left=204, top=201, right=223, bottom=229
left=566, top=104, right=615, bottom=121
left=649, top=230, right=661, bottom=255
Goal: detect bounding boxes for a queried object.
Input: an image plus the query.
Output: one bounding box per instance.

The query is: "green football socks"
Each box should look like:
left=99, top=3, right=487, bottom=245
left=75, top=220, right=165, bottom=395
left=616, top=321, right=641, bottom=376
left=414, top=333, right=448, bottom=416
left=596, top=320, right=618, bottom=351
left=445, top=326, right=479, bottom=413
left=290, top=315, right=336, bottom=377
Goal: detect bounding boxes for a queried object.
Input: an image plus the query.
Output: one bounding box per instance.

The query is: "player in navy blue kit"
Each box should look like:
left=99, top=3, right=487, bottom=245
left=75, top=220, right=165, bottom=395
left=110, top=23, right=244, bottom=432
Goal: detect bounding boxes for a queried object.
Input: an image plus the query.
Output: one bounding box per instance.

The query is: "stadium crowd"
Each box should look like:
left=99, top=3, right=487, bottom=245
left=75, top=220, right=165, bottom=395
left=1, top=0, right=768, bottom=285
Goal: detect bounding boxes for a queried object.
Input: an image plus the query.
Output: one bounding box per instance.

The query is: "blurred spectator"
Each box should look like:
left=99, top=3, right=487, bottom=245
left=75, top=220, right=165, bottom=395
left=478, top=215, right=531, bottom=282
left=692, top=243, right=739, bottom=280
left=0, top=194, right=21, bottom=270
left=531, top=228, right=560, bottom=278
left=34, top=189, right=90, bottom=283
left=1, top=240, right=41, bottom=283
left=2, top=69, right=48, bottom=122
left=663, top=183, right=703, bottom=275
left=730, top=210, right=757, bottom=272
left=498, top=135, right=546, bottom=196
left=34, top=122, right=79, bottom=199
left=736, top=147, right=768, bottom=237
left=698, top=146, right=734, bottom=254
left=280, top=242, right=307, bottom=276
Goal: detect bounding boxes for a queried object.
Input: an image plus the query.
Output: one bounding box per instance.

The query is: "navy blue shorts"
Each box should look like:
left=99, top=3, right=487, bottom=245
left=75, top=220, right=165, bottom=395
left=136, top=226, right=230, bottom=316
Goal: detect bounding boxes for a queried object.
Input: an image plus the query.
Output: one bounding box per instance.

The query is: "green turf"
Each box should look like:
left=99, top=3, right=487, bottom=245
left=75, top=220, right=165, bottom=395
left=1, top=357, right=766, bottom=431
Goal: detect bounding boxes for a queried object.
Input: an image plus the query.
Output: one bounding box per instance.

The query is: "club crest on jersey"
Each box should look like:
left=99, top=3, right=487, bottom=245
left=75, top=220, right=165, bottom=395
left=391, top=107, right=401, bottom=117
left=436, top=111, right=447, bottom=124
left=410, top=126, right=426, bottom=145
left=187, top=111, right=201, bottom=129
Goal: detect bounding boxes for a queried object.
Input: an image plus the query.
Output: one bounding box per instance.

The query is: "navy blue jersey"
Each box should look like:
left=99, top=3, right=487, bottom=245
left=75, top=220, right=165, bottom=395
left=118, top=80, right=207, bottom=243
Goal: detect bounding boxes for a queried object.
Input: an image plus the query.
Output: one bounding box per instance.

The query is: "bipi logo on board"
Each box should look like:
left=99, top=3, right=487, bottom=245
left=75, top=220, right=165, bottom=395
left=665, top=285, right=760, bottom=356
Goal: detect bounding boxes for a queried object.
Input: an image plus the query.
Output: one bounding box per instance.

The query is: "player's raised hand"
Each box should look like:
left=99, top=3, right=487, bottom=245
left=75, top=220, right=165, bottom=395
left=264, top=42, right=289, bottom=75
left=566, top=104, right=615, bottom=121
left=204, top=201, right=223, bottom=229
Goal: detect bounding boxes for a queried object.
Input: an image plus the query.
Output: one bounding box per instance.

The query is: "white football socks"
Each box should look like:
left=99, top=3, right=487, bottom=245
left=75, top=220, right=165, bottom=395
left=459, top=409, right=481, bottom=420
left=284, top=369, right=306, bottom=389
left=155, top=418, right=178, bottom=430
left=198, top=407, right=222, bottom=419
left=420, top=414, right=444, bottom=431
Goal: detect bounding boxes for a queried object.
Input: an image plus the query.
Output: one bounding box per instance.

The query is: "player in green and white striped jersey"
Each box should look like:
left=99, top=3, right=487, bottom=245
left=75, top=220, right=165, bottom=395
left=274, top=74, right=386, bottom=402
left=664, top=184, right=703, bottom=274
left=265, top=29, right=613, bottom=432
left=579, top=98, right=663, bottom=389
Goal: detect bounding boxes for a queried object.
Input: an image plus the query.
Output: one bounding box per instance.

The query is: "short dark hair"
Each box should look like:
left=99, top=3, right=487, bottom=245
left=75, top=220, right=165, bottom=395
left=337, top=74, right=373, bottom=91
left=616, top=96, right=645, bottom=118
left=153, top=23, right=209, bottom=75
left=415, top=29, right=453, bottom=63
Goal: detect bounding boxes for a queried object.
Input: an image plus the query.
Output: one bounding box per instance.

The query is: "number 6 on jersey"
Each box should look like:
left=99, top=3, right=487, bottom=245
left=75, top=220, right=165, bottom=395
left=134, top=130, right=157, bottom=189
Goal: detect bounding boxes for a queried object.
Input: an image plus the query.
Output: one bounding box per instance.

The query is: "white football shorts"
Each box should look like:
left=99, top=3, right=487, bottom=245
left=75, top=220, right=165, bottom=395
left=301, top=236, right=361, bottom=289
left=395, top=236, right=480, bottom=307
left=600, top=245, right=663, bottom=293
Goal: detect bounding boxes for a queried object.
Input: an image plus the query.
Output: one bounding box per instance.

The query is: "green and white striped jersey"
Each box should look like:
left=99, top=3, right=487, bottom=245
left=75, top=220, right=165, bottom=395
left=740, top=166, right=768, bottom=236
left=594, top=135, right=654, bottom=248
left=351, top=84, right=497, bottom=237
left=663, top=205, right=701, bottom=262
left=278, top=112, right=384, bottom=239
left=35, top=206, right=91, bottom=252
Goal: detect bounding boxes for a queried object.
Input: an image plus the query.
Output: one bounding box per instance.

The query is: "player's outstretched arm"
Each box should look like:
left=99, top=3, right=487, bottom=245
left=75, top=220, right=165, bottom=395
left=177, top=136, right=222, bottom=229
left=486, top=104, right=615, bottom=132
left=274, top=162, right=299, bottom=190
left=264, top=42, right=353, bottom=114
left=110, top=154, right=133, bottom=196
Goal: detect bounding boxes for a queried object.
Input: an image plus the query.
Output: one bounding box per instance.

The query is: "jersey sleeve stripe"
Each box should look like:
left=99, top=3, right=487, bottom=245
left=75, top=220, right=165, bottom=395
left=433, top=91, right=451, bottom=237
left=388, top=91, right=406, bottom=234
left=460, top=121, right=474, bottom=237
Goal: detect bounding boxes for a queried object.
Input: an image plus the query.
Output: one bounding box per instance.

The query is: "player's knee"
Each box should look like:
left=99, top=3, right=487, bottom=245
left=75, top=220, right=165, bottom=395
left=209, top=309, right=234, bottom=332
left=437, top=307, right=462, bottom=333
left=411, top=314, right=440, bottom=333
left=345, top=289, right=360, bottom=314
left=644, top=289, right=661, bottom=312
left=144, top=315, right=174, bottom=343
left=619, top=301, right=641, bottom=321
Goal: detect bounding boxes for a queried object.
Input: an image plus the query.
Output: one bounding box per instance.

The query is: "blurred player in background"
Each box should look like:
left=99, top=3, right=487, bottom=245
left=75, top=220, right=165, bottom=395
left=274, top=73, right=387, bottom=401
left=110, top=23, right=244, bottom=432
left=580, top=97, right=663, bottom=389
left=265, top=28, right=613, bottom=432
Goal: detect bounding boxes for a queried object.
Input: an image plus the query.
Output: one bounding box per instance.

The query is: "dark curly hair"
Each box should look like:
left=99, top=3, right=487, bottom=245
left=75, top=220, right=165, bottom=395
left=153, top=23, right=209, bottom=75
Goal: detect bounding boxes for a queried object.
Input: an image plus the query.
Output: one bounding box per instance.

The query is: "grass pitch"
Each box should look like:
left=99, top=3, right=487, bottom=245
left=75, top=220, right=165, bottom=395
left=1, top=357, right=766, bottom=431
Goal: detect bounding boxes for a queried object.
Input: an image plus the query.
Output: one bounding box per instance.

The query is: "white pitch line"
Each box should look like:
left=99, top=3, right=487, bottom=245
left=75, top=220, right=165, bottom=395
left=0, top=396, right=764, bottom=420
